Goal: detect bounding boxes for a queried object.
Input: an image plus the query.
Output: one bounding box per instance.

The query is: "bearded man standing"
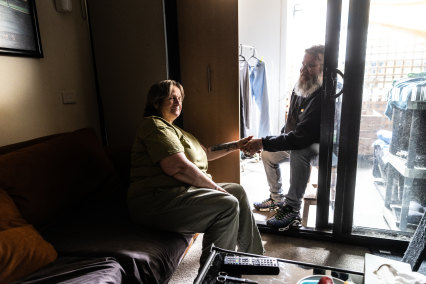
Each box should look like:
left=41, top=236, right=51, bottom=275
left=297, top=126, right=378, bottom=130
left=243, top=44, right=324, bottom=231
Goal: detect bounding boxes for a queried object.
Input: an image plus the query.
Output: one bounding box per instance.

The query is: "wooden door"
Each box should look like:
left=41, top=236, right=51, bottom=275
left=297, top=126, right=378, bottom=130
left=177, top=0, right=240, bottom=183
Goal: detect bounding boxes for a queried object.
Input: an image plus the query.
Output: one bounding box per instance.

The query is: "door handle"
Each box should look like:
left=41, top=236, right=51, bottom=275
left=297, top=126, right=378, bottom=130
left=326, top=68, right=344, bottom=99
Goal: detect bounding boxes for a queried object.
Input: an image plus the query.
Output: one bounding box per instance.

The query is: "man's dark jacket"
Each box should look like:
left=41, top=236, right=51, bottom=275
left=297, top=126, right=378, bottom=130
left=262, top=87, right=322, bottom=152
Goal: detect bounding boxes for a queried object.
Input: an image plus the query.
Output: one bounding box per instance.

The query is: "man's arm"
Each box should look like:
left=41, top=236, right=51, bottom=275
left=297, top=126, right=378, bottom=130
left=263, top=91, right=322, bottom=152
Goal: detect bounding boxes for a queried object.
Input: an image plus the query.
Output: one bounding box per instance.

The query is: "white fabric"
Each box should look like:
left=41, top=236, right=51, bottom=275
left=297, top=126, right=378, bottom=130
left=374, top=264, right=426, bottom=284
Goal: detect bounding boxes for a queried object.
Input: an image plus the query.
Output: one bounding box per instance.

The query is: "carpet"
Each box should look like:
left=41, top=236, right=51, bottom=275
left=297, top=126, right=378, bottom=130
left=169, top=234, right=203, bottom=284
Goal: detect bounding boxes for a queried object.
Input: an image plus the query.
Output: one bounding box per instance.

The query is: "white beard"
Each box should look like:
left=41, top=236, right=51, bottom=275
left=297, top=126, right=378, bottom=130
left=294, top=74, right=323, bottom=97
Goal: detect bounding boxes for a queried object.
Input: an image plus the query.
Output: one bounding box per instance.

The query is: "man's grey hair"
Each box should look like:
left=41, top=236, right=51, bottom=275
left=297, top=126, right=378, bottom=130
left=305, top=45, right=325, bottom=62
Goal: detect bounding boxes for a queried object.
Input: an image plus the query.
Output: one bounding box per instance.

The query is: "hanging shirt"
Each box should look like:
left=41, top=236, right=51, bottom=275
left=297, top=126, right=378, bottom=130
left=249, top=60, right=271, bottom=137
left=239, top=60, right=251, bottom=138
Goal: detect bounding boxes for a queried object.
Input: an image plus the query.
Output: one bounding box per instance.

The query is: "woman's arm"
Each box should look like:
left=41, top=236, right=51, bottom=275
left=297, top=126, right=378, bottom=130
left=204, top=136, right=252, bottom=161
left=160, top=152, right=227, bottom=193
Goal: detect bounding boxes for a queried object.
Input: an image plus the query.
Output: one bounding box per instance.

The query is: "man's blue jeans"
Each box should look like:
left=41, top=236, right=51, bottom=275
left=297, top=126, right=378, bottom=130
left=261, top=143, right=319, bottom=211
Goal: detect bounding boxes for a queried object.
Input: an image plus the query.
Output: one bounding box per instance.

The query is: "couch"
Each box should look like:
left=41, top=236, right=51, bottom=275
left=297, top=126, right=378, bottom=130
left=0, top=128, right=195, bottom=284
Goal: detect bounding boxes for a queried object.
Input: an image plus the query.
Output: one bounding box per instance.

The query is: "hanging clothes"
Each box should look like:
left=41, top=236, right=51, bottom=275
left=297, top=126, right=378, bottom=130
left=249, top=60, right=271, bottom=137
left=239, top=60, right=251, bottom=138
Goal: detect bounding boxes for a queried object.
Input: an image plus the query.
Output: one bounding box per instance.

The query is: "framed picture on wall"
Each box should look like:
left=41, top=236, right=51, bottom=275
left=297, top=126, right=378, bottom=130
left=0, top=0, right=43, bottom=58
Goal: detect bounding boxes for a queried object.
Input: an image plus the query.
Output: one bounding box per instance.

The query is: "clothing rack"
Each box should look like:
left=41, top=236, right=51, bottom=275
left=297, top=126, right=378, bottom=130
left=239, top=44, right=255, bottom=56
left=240, top=44, right=255, bottom=50
left=239, top=44, right=260, bottom=62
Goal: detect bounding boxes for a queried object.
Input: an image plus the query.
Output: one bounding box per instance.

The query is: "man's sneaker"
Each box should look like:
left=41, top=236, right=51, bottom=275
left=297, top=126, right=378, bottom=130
left=266, top=205, right=302, bottom=231
left=253, top=197, right=279, bottom=211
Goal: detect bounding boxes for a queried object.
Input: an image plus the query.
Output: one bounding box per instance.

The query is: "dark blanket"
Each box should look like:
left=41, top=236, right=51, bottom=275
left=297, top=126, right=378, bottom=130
left=11, top=257, right=126, bottom=284
left=42, top=222, right=192, bottom=283
left=37, top=194, right=193, bottom=284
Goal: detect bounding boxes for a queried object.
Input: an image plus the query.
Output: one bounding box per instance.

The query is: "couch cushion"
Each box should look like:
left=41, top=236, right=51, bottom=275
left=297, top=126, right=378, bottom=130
left=0, top=128, right=116, bottom=229
left=0, top=188, right=27, bottom=230
left=12, top=257, right=125, bottom=284
left=0, top=188, right=57, bottom=283
left=43, top=221, right=193, bottom=284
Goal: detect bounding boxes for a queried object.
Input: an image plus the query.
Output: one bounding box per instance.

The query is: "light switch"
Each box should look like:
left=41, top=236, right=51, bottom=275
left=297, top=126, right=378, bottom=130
left=62, top=91, right=76, bottom=104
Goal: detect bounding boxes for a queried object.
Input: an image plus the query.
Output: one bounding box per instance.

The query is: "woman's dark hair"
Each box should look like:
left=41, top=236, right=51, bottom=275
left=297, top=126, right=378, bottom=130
left=143, top=80, right=185, bottom=117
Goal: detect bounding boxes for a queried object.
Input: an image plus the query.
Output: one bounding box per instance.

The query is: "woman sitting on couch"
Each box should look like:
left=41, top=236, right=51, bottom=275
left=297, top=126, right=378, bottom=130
left=127, top=80, right=264, bottom=268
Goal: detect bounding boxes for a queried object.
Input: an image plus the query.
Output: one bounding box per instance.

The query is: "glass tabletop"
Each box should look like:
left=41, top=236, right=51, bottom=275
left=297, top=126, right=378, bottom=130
left=195, top=247, right=364, bottom=284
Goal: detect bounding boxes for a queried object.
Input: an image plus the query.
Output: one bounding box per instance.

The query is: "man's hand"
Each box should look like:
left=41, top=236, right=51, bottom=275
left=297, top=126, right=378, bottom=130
left=241, top=138, right=263, bottom=156
left=237, top=136, right=253, bottom=149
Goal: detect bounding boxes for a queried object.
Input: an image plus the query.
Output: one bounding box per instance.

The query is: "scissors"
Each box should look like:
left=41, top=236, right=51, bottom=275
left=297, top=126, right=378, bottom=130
left=216, top=272, right=258, bottom=283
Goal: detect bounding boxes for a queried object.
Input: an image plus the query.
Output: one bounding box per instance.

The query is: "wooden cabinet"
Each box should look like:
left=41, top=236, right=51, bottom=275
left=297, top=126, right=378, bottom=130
left=177, top=0, right=240, bottom=183
left=87, top=0, right=167, bottom=149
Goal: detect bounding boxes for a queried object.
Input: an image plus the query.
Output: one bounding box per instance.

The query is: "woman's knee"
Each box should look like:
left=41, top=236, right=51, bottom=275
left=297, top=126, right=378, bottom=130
left=223, top=183, right=246, bottom=199
left=220, top=194, right=240, bottom=216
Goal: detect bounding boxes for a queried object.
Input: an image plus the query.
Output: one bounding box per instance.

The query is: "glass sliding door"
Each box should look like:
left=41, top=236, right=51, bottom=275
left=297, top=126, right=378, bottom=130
left=237, top=0, right=423, bottom=245
left=350, top=0, right=426, bottom=240
left=332, top=0, right=372, bottom=237
left=316, top=0, right=347, bottom=230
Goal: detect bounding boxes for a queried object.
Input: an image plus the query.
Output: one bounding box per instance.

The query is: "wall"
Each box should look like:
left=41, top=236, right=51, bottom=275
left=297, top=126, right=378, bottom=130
left=0, top=0, right=100, bottom=146
left=87, top=0, right=167, bottom=149
left=238, top=0, right=328, bottom=136
left=238, top=0, right=286, bottom=135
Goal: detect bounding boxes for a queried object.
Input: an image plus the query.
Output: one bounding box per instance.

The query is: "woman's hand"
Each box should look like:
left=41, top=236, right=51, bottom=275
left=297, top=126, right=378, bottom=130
left=237, top=136, right=253, bottom=149
left=215, top=185, right=228, bottom=193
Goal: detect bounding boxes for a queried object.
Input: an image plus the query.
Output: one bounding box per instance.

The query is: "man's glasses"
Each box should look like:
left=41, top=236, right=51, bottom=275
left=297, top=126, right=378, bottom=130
left=301, top=63, right=320, bottom=71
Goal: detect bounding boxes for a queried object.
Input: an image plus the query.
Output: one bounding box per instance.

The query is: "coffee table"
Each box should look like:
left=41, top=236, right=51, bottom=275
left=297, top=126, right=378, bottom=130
left=194, top=246, right=364, bottom=284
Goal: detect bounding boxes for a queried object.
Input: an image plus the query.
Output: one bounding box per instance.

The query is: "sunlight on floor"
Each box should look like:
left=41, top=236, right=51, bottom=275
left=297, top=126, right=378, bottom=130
left=241, top=157, right=391, bottom=230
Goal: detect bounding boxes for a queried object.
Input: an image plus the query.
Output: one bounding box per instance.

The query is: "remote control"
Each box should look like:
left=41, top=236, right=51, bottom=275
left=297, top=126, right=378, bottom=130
left=223, top=255, right=280, bottom=275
